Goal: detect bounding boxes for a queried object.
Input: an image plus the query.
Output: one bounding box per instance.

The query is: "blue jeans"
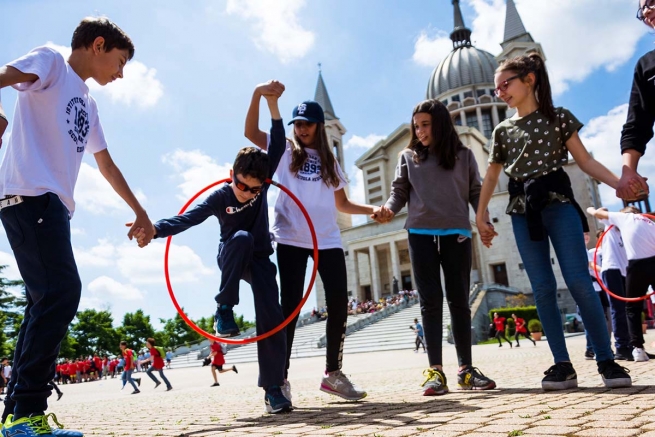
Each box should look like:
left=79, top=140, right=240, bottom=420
left=0, top=193, right=81, bottom=418
left=121, top=369, right=139, bottom=391
left=146, top=366, right=171, bottom=389
left=511, top=202, right=614, bottom=363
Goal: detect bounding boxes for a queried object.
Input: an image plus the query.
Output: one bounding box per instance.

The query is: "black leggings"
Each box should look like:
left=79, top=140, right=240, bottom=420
left=408, top=233, right=472, bottom=367
left=626, top=256, right=655, bottom=348
left=495, top=329, right=512, bottom=346
left=277, top=244, right=348, bottom=377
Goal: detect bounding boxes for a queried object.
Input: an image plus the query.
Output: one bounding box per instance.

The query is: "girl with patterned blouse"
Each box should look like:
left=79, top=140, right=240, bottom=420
left=475, top=52, right=633, bottom=391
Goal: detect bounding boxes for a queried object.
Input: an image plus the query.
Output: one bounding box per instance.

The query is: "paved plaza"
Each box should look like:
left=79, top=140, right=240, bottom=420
left=47, top=334, right=655, bottom=437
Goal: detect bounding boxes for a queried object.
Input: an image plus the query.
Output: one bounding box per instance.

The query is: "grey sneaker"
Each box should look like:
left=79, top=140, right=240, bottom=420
left=320, top=370, right=367, bottom=401
left=421, top=368, right=449, bottom=396
left=281, top=379, right=292, bottom=403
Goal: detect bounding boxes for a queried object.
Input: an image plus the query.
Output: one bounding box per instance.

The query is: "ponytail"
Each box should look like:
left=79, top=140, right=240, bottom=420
left=497, top=52, right=556, bottom=122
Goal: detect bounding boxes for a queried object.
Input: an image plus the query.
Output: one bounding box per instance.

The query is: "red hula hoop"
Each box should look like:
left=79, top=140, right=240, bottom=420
left=594, top=213, right=655, bottom=302
left=164, top=178, right=319, bottom=345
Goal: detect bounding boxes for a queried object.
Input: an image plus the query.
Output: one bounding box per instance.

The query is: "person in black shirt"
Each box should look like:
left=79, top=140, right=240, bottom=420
left=618, top=0, right=655, bottom=200
left=137, top=89, right=292, bottom=414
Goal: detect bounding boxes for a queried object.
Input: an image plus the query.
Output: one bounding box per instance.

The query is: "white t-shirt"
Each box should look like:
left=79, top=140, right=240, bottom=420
left=586, top=248, right=602, bottom=291
left=2, top=365, right=11, bottom=379
left=606, top=212, right=655, bottom=261
left=1, top=46, right=108, bottom=215
left=271, top=138, right=347, bottom=249
left=598, top=220, right=628, bottom=276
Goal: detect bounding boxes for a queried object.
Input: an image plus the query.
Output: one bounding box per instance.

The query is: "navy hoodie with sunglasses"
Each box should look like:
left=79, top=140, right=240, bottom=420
left=153, top=119, right=285, bottom=257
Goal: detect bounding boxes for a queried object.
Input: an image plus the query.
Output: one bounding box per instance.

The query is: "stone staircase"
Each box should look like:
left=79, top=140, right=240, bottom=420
left=169, top=300, right=452, bottom=366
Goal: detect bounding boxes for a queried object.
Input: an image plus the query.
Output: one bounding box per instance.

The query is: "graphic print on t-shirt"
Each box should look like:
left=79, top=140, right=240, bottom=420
left=66, top=96, right=90, bottom=152
left=296, top=154, right=322, bottom=182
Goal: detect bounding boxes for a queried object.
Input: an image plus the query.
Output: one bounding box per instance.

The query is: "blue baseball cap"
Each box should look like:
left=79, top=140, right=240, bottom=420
left=288, top=100, right=325, bottom=125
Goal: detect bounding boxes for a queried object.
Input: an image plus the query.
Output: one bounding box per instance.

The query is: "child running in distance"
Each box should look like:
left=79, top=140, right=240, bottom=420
left=587, top=205, right=655, bottom=362
left=245, top=80, right=391, bottom=403
left=475, top=52, right=633, bottom=390
left=382, top=99, right=496, bottom=395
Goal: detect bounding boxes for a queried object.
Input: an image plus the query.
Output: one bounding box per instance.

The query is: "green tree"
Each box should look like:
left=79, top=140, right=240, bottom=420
left=0, top=266, right=26, bottom=356
left=70, top=309, right=120, bottom=356
left=159, top=310, right=201, bottom=348
left=117, top=309, right=156, bottom=350
left=58, top=331, right=79, bottom=359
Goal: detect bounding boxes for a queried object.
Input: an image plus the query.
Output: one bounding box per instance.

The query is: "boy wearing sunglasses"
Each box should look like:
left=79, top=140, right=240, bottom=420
left=140, top=93, right=292, bottom=413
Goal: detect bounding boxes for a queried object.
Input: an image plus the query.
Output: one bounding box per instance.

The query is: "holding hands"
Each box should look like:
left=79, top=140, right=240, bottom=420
left=475, top=212, right=498, bottom=248
left=126, top=221, right=156, bottom=248
left=256, top=80, right=285, bottom=102
left=617, top=166, right=649, bottom=201
left=371, top=205, right=394, bottom=223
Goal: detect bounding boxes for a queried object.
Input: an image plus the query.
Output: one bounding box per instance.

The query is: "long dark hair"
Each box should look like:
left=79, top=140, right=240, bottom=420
left=405, top=99, right=463, bottom=170
left=497, top=52, right=556, bottom=122
left=290, top=123, right=341, bottom=188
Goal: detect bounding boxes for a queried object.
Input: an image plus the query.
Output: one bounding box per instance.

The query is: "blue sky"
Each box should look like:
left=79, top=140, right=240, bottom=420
left=0, top=0, right=651, bottom=327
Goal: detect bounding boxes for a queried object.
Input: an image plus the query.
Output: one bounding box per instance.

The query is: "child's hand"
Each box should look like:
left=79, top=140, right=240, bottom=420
left=126, top=221, right=155, bottom=247
left=617, top=166, right=649, bottom=200
left=256, top=80, right=285, bottom=101
left=476, top=217, right=498, bottom=248
left=371, top=206, right=394, bottom=223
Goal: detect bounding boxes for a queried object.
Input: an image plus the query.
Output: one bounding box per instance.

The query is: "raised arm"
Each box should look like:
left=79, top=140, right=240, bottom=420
left=244, top=80, right=285, bottom=150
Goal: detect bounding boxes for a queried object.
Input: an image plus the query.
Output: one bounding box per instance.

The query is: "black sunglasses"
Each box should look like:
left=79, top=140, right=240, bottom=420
left=232, top=175, right=263, bottom=194
left=637, top=0, right=655, bottom=21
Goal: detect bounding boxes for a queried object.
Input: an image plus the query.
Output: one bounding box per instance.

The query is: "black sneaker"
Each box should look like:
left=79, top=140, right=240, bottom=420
left=264, top=386, right=292, bottom=414
left=211, top=382, right=220, bottom=387
left=232, top=365, right=238, bottom=374
left=457, top=366, right=496, bottom=390
left=135, top=378, right=141, bottom=387
left=614, top=348, right=634, bottom=361
left=584, top=350, right=595, bottom=360
left=213, top=304, right=240, bottom=337
left=598, top=360, right=632, bottom=388
left=542, top=362, right=577, bottom=391
left=421, top=368, right=448, bottom=396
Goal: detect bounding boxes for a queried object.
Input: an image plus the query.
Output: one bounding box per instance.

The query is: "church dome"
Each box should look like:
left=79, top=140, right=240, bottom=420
left=427, top=45, right=498, bottom=99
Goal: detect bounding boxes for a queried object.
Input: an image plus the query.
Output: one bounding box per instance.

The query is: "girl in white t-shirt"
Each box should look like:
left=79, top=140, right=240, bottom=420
left=245, top=81, right=390, bottom=403
left=587, top=205, right=655, bottom=361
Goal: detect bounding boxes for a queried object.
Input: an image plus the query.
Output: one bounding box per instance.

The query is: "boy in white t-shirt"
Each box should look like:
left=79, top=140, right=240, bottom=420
left=0, top=17, right=153, bottom=436
left=587, top=206, right=655, bottom=362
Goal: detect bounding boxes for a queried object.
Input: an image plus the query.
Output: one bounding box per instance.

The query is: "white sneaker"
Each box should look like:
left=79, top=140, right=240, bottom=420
left=633, top=347, right=650, bottom=362
left=281, top=379, right=292, bottom=402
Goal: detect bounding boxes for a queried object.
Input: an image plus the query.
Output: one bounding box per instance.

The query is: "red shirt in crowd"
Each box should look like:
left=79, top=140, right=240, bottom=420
left=123, top=349, right=135, bottom=370
left=515, top=317, right=527, bottom=333
left=93, top=356, right=102, bottom=371
left=68, top=362, right=77, bottom=375
left=493, top=317, right=506, bottom=332
left=149, top=347, right=165, bottom=370
left=210, top=342, right=225, bottom=366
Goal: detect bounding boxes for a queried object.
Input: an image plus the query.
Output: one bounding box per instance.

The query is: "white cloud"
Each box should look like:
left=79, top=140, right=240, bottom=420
left=226, top=0, right=315, bottom=63
left=46, top=42, right=164, bottom=108
left=88, top=275, right=144, bottom=301
left=344, top=134, right=386, bottom=150
left=579, top=103, right=655, bottom=209
left=71, top=227, right=86, bottom=236
left=115, top=240, right=214, bottom=285
left=74, top=163, right=147, bottom=215
left=413, top=1, right=648, bottom=96
left=412, top=29, right=453, bottom=68
left=162, top=149, right=232, bottom=199
left=74, top=238, right=116, bottom=267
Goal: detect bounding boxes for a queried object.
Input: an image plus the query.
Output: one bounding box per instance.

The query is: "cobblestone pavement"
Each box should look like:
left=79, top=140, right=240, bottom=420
left=44, top=334, right=655, bottom=436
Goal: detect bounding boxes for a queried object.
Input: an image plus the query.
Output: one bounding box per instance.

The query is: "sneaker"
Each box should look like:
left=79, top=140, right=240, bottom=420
left=154, top=381, right=161, bottom=389
left=421, top=368, right=448, bottom=396
left=232, top=365, right=238, bottom=374
left=598, top=360, right=632, bottom=388
left=264, top=386, right=292, bottom=414
left=633, top=347, right=650, bottom=362
left=515, top=344, right=520, bottom=347
left=541, top=362, right=577, bottom=391
left=166, top=386, right=173, bottom=391
left=213, top=304, right=240, bottom=337
left=135, top=378, right=141, bottom=387
left=56, top=392, right=63, bottom=401
left=320, top=370, right=367, bottom=401
left=584, top=350, right=595, bottom=360
left=281, top=380, right=292, bottom=402
left=614, top=348, right=634, bottom=361
left=131, top=389, right=140, bottom=394
left=457, top=366, right=496, bottom=390
left=1, top=413, right=84, bottom=437
left=211, top=382, right=220, bottom=387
